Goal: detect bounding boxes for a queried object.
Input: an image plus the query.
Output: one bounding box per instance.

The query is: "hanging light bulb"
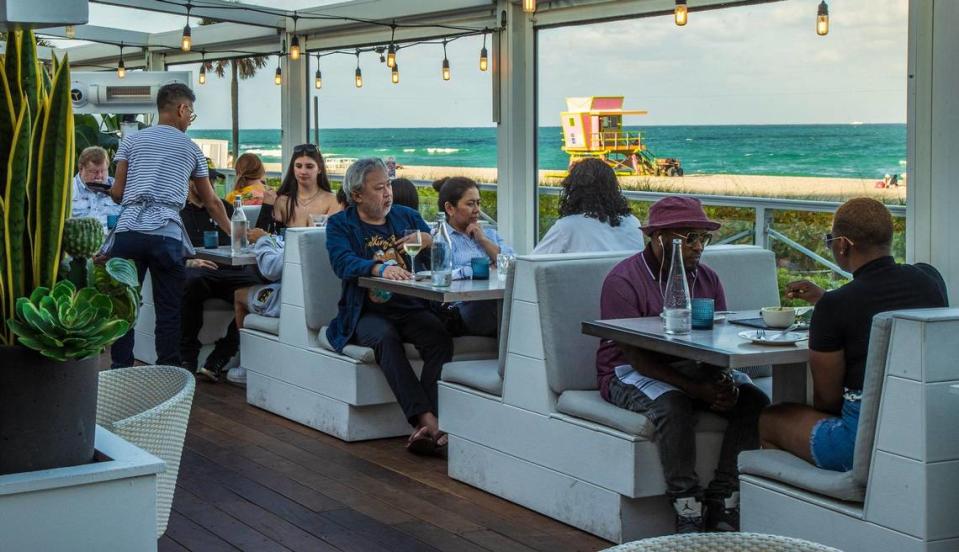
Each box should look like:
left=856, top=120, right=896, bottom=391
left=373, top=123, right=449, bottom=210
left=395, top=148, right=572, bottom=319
left=274, top=65, right=282, bottom=86
left=442, top=40, right=451, bottom=81
left=387, top=25, right=397, bottom=68
left=117, top=43, right=126, bottom=79
left=289, top=13, right=300, bottom=60
left=391, top=63, right=399, bottom=84
left=315, top=68, right=322, bottom=89
left=65, top=25, right=76, bottom=39
left=523, top=0, right=536, bottom=14
left=479, top=33, right=489, bottom=72
left=181, top=4, right=193, bottom=52
left=355, top=51, right=363, bottom=88
left=198, top=52, right=207, bottom=85
left=817, top=1, right=829, bottom=36
left=674, top=0, right=688, bottom=26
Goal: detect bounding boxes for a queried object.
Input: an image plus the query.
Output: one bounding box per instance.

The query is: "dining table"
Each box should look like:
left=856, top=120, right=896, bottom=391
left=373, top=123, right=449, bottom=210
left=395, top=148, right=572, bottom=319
left=193, top=246, right=258, bottom=267
left=358, top=270, right=506, bottom=303
left=582, top=311, right=811, bottom=403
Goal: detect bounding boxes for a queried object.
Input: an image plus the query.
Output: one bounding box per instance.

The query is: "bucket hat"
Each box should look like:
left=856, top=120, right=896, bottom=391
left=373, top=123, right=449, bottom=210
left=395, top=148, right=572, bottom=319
left=641, top=196, right=720, bottom=233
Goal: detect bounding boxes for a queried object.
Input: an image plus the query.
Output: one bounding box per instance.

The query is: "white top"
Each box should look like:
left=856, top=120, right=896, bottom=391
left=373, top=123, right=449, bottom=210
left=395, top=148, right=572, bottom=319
left=71, top=174, right=120, bottom=231
left=533, top=213, right=645, bottom=255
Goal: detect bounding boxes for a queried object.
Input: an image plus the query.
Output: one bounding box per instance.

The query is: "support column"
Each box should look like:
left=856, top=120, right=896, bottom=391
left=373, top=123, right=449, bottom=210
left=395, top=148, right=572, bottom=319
left=495, top=1, right=536, bottom=254
left=280, top=49, right=309, bottom=166
left=908, top=0, right=959, bottom=305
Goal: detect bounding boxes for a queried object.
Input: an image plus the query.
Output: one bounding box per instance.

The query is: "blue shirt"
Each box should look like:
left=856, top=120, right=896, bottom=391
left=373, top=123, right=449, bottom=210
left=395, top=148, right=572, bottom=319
left=441, top=222, right=513, bottom=279
left=71, top=174, right=120, bottom=231
left=112, top=125, right=208, bottom=250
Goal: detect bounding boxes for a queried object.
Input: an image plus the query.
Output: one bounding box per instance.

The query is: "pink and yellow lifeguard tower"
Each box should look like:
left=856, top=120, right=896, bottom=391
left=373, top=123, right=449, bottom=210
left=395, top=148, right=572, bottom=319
left=560, top=96, right=683, bottom=176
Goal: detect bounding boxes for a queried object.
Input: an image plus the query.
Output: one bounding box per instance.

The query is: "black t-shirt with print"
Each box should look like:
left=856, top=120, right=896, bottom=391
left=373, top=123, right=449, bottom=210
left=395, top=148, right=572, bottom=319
left=360, top=220, right=425, bottom=311
left=809, top=256, right=948, bottom=390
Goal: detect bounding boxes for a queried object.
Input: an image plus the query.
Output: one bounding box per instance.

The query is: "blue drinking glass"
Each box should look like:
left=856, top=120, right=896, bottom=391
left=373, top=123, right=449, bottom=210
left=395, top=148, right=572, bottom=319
left=470, top=256, right=490, bottom=280
left=691, top=298, right=715, bottom=330
left=107, top=214, right=119, bottom=230
left=203, top=230, right=219, bottom=249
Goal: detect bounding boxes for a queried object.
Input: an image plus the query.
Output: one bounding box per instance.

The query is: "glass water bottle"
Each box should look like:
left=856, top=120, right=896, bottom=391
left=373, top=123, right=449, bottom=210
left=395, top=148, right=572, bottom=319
left=662, top=238, right=692, bottom=335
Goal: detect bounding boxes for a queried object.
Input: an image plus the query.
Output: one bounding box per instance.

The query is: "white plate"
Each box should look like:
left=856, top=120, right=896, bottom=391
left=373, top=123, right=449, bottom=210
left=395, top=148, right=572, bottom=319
left=660, top=312, right=726, bottom=322
left=738, top=330, right=807, bottom=346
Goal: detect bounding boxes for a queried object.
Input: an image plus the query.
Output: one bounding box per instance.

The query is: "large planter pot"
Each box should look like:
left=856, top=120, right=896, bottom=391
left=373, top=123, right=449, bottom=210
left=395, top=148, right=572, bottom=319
left=0, top=346, right=99, bottom=475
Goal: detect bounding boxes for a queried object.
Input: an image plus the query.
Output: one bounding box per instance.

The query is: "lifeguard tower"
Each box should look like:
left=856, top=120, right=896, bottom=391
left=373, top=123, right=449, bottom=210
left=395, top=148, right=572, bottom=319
left=561, top=96, right=683, bottom=176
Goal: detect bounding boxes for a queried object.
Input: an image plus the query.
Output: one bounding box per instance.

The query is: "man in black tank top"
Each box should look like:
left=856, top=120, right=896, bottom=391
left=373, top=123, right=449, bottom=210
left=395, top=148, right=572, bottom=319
left=758, top=198, right=948, bottom=472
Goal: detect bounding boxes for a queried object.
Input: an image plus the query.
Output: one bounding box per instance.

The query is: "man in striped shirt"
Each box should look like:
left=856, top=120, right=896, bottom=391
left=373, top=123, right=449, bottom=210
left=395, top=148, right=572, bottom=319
left=107, top=83, right=231, bottom=368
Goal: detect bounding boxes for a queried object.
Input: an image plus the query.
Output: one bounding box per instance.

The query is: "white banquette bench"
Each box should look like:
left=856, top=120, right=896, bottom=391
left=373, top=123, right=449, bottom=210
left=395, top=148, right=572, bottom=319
left=437, top=245, right=780, bottom=543
left=239, top=227, right=498, bottom=441
left=132, top=205, right=261, bottom=367
left=739, top=308, right=959, bottom=552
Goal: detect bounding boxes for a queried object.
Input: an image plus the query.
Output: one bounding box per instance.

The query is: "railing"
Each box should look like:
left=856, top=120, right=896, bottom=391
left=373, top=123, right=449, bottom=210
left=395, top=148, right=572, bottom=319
left=218, top=168, right=906, bottom=277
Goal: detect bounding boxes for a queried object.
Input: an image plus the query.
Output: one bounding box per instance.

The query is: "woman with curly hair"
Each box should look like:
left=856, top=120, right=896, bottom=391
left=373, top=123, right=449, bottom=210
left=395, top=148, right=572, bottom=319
left=534, top=158, right=644, bottom=254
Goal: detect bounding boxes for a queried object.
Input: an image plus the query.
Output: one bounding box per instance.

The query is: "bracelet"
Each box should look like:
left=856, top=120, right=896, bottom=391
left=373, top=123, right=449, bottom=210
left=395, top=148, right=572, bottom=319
left=377, top=263, right=387, bottom=277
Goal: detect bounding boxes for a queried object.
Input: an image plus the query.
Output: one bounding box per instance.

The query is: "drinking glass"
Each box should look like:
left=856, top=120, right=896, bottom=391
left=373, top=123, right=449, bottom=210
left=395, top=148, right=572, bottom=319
left=202, top=230, right=219, bottom=249
left=309, top=214, right=328, bottom=228
left=496, top=253, right=515, bottom=281
left=470, top=256, right=490, bottom=280
left=403, top=229, right=423, bottom=272
left=691, top=298, right=715, bottom=330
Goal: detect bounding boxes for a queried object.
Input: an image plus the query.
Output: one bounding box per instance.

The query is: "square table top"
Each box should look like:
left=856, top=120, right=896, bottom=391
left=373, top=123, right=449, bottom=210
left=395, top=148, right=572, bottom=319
left=358, top=270, right=506, bottom=303
left=582, top=311, right=809, bottom=369
left=194, top=246, right=257, bottom=266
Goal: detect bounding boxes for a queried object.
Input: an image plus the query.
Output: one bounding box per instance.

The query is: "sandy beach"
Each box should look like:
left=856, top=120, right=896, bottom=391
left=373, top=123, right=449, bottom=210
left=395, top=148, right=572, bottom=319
left=262, top=163, right=906, bottom=204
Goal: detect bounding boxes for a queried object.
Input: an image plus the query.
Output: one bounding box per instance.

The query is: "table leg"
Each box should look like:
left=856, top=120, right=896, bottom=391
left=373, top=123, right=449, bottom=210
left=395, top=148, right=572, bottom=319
left=772, top=362, right=810, bottom=404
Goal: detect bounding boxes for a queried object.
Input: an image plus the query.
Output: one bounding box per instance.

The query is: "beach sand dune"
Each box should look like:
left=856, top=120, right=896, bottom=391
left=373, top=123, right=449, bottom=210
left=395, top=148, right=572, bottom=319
left=263, top=163, right=905, bottom=204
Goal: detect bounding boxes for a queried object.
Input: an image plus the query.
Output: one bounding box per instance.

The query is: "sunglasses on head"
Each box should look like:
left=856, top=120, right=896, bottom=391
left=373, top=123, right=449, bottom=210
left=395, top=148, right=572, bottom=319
left=293, top=143, right=319, bottom=155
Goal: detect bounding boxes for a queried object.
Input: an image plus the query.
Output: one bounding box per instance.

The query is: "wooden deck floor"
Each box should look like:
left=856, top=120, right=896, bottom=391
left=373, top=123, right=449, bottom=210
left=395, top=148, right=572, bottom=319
left=159, top=381, right=611, bottom=552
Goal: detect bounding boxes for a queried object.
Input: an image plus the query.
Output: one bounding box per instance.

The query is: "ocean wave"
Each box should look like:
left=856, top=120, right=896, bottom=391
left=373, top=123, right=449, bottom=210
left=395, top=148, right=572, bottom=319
left=899, top=159, right=907, bottom=166
left=243, top=148, right=283, bottom=158
left=403, top=148, right=416, bottom=153
left=427, top=147, right=461, bottom=154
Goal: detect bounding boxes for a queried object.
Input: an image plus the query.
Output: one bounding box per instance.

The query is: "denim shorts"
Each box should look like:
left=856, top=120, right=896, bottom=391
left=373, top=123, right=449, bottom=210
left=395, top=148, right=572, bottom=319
left=809, top=398, right=861, bottom=472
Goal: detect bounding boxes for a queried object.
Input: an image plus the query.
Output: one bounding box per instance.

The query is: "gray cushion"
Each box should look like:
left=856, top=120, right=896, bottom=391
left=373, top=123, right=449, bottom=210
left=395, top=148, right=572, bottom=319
left=498, top=264, right=515, bottom=377
left=442, top=359, right=503, bottom=396
left=556, top=390, right=728, bottom=438
left=244, top=314, right=279, bottom=335
left=298, top=229, right=341, bottom=331
left=317, top=326, right=497, bottom=364
left=852, top=313, right=894, bottom=487
left=701, top=246, right=779, bottom=311
left=536, top=256, right=627, bottom=394
left=738, top=450, right=865, bottom=503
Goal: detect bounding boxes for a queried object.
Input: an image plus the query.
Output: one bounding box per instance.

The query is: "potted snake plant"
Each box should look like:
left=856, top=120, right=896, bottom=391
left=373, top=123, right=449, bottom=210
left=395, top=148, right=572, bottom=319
left=0, top=31, right=139, bottom=475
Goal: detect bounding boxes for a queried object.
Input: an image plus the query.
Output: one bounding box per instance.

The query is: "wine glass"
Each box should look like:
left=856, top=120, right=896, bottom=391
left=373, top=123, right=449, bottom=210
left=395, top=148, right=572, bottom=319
left=309, top=214, right=328, bottom=228
left=403, top=229, right=423, bottom=273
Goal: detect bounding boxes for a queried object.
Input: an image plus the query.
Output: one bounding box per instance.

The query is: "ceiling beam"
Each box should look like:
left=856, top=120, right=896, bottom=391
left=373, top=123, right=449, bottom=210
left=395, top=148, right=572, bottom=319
left=39, top=25, right=151, bottom=47
left=530, top=0, right=785, bottom=29
left=90, top=0, right=285, bottom=28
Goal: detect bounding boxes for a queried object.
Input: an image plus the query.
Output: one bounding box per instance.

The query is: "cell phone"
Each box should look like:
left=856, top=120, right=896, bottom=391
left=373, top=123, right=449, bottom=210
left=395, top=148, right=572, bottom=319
left=85, top=181, right=112, bottom=193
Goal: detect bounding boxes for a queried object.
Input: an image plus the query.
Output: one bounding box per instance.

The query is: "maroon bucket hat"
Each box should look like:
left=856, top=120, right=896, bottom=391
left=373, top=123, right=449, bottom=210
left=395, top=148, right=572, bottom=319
left=641, top=196, right=720, bottom=233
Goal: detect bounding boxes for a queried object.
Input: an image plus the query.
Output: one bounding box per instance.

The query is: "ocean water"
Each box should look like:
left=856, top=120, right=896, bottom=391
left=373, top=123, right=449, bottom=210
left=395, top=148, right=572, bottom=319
left=188, top=124, right=906, bottom=179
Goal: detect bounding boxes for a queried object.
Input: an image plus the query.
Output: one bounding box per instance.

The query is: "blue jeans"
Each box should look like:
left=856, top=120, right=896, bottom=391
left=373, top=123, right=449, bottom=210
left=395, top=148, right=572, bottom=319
left=109, top=232, right=186, bottom=368
left=810, top=398, right=861, bottom=472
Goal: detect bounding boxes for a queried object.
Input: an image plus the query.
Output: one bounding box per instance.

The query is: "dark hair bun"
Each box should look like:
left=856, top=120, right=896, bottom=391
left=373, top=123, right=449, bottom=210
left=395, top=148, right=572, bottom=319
left=432, top=177, right=449, bottom=193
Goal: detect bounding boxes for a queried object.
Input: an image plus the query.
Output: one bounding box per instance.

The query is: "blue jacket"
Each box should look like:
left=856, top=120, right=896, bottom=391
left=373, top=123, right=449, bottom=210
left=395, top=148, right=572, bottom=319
left=324, top=205, right=430, bottom=353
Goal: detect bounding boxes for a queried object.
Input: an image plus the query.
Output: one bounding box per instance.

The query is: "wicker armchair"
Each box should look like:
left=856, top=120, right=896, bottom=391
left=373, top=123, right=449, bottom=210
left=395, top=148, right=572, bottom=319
left=603, top=533, right=842, bottom=552
left=97, top=365, right=195, bottom=537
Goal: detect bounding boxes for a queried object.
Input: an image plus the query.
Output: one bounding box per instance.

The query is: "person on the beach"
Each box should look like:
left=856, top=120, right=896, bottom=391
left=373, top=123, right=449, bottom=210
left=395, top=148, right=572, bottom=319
left=254, top=143, right=341, bottom=233
left=534, top=158, right=644, bottom=254
left=596, top=196, right=769, bottom=534
left=760, top=198, right=947, bottom=472
left=107, top=83, right=231, bottom=369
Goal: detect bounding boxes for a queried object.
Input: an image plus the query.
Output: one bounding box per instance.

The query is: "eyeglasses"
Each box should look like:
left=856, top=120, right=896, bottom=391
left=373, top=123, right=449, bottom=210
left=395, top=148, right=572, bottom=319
left=293, top=143, right=319, bottom=155
left=824, top=233, right=855, bottom=247
left=182, top=105, right=197, bottom=123
left=669, top=231, right=713, bottom=247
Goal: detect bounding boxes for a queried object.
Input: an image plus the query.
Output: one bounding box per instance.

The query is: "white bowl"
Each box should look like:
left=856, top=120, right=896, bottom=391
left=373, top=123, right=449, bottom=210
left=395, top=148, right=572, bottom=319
left=761, top=307, right=797, bottom=328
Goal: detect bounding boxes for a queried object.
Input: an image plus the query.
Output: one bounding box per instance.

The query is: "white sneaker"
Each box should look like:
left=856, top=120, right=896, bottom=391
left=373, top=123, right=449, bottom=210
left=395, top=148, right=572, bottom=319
left=226, top=366, right=247, bottom=385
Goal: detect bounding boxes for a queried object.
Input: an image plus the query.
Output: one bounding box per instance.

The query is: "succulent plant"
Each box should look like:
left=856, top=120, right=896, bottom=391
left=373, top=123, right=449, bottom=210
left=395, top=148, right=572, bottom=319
left=7, top=280, right=130, bottom=361
left=62, top=217, right=105, bottom=289
left=91, top=258, right=141, bottom=325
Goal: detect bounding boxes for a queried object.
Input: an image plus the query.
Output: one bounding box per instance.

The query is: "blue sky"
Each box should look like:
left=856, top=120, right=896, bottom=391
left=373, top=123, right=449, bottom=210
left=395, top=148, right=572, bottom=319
left=71, top=0, right=908, bottom=129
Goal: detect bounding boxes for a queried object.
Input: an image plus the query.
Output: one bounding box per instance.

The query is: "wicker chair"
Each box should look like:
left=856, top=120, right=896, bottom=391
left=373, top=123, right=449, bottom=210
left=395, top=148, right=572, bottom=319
left=602, top=533, right=842, bottom=552
left=96, top=365, right=195, bottom=537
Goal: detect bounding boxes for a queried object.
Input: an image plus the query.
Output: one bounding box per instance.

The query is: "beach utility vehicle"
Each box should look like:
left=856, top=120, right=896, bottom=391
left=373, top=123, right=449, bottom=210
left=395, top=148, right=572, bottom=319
left=560, top=96, right=683, bottom=176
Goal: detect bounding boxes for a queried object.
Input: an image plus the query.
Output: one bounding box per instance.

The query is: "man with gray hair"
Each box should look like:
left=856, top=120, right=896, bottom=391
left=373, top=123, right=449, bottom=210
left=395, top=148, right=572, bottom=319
left=72, top=146, right=121, bottom=231
left=325, top=158, right=453, bottom=456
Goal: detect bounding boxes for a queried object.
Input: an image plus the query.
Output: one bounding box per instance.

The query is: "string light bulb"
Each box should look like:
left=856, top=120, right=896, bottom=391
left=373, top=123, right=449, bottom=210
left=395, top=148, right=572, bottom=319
left=355, top=51, right=363, bottom=88
left=387, top=25, right=396, bottom=68
left=817, top=1, right=829, bottom=36
left=523, top=0, right=536, bottom=14
left=289, top=13, right=300, bottom=60
left=479, top=33, right=489, bottom=72
left=442, top=40, right=451, bottom=81
left=65, top=25, right=76, bottom=39
left=117, top=43, right=126, bottom=79
left=274, top=65, right=282, bottom=86
left=198, top=52, right=206, bottom=85
left=391, top=63, right=399, bottom=84
left=181, top=3, right=193, bottom=52
left=674, top=0, right=688, bottom=26
left=315, top=56, right=322, bottom=89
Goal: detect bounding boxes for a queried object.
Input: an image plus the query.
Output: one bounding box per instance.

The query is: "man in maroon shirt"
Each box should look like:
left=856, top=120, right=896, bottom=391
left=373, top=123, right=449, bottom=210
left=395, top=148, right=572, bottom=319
left=596, top=196, right=769, bottom=533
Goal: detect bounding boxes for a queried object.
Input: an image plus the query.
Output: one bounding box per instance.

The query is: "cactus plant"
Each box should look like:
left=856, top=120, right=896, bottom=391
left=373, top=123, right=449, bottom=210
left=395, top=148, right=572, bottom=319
left=6, top=280, right=130, bottom=361
left=62, top=217, right=105, bottom=289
